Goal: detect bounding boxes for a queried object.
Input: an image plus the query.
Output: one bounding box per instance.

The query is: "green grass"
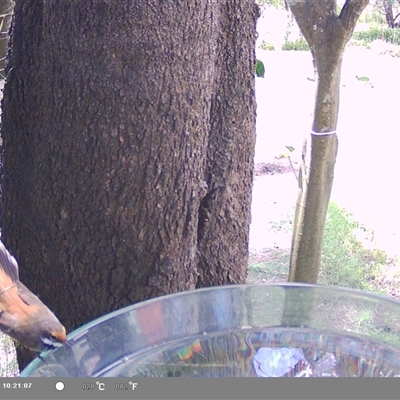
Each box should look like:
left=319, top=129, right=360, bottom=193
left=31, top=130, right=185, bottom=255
left=353, top=27, right=400, bottom=45
left=259, top=40, right=275, bottom=51
left=247, top=200, right=393, bottom=294
left=320, top=202, right=390, bottom=292
left=282, top=38, right=310, bottom=51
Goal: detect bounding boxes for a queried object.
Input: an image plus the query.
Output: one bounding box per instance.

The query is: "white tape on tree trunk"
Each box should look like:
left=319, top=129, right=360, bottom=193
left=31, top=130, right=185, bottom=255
left=311, top=131, right=337, bottom=136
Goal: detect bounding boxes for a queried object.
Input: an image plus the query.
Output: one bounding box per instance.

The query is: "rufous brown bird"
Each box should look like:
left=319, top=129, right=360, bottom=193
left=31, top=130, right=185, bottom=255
left=0, top=241, right=66, bottom=353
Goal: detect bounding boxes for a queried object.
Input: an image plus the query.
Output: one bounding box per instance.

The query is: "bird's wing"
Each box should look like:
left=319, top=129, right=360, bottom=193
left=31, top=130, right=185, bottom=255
left=0, top=241, right=19, bottom=292
left=16, top=281, right=44, bottom=307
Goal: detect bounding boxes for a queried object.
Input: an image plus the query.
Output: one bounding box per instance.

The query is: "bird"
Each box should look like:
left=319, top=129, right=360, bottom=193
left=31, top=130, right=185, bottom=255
left=0, top=240, right=67, bottom=353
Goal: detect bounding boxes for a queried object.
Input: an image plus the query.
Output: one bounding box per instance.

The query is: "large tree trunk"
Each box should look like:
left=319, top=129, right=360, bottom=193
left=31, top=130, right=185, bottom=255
left=287, top=0, right=369, bottom=284
left=196, top=3, right=258, bottom=287
left=1, top=0, right=259, bottom=368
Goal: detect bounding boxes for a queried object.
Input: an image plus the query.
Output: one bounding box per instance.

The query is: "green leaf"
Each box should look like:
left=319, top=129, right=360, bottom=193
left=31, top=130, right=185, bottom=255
left=356, top=75, right=370, bottom=82
left=255, top=59, right=265, bottom=78
left=285, top=145, right=295, bottom=153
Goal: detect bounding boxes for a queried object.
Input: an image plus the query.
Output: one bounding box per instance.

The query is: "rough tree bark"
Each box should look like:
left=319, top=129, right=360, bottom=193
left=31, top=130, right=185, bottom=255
left=286, top=0, right=369, bottom=284
left=1, top=0, right=259, bottom=368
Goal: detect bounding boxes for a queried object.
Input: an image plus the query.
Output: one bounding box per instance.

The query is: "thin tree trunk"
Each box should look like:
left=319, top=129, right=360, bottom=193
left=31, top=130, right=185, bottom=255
left=286, top=0, right=369, bottom=284
left=289, top=53, right=341, bottom=283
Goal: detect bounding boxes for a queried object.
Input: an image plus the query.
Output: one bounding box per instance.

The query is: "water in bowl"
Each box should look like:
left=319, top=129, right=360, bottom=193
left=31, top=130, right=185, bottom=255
left=98, top=327, right=400, bottom=377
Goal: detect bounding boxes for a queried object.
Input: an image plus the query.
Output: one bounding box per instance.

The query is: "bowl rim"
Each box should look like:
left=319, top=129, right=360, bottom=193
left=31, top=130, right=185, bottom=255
left=65, top=282, right=400, bottom=340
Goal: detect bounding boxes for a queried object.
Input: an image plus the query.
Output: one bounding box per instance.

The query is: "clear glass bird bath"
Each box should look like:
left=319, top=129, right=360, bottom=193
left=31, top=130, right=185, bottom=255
left=21, top=284, right=400, bottom=377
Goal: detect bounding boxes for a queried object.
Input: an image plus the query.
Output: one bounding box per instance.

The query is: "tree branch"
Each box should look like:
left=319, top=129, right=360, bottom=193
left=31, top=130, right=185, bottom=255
left=286, top=0, right=315, bottom=44
left=338, top=0, right=370, bottom=32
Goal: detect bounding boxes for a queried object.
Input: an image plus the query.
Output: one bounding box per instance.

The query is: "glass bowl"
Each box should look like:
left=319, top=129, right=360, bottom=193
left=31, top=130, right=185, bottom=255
left=21, top=283, right=400, bottom=377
